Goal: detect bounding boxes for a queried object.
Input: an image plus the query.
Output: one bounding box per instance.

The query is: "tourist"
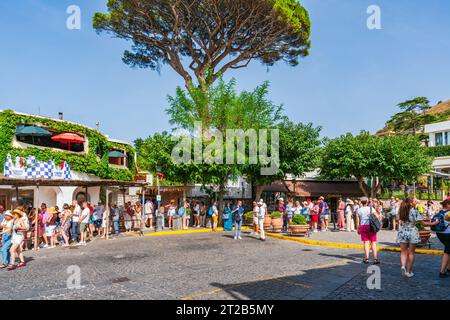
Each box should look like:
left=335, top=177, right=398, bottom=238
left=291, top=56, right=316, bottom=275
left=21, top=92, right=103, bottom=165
left=319, top=196, right=329, bottom=232
left=87, top=202, right=95, bottom=240
left=111, top=204, right=120, bottom=236
left=426, top=200, right=434, bottom=218
left=301, top=201, right=310, bottom=223
left=277, top=198, right=287, bottom=232
left=200, top=201, right=207, bottom=227
left=60, top=204, right=71, bottom=247
left=294, top=200, right=302, bottom=216
left=166, top=200, right=176, bottom=230
left=397, top=198, right=437, bottom=277
left=0, top=205, right=4, bottom=224
left=0, top=211, right=13, bottom=268
left=41, top=203, right=50, bottom=248
left=78, top=201, right=90, bottom=246
left=30, top=208, right=44, bottom=248
left=93, top=202, right=104, bottom=236
left=193, top=201, right=201, bottom=228
left=310, top=200, right=320, bottom=232
left=431, top=198, right=450, bottom=278
left=232, top=200, right=244, bottom=240
left=183, top=201, right=190, bottom=230
left=353, top=199, right=360, bottom=229
left=209, top=201, right=218, bottom=231
left=345, top=199, right=355, bottom=232
left=356, top=196, right=382, bottom=264
left=286, top=200, right=294, bottom=226
left=134, top=201, right=143, bottom=235
left=123, top=202, right=133, bottom=232
left=71, top=200, right=81, bottom=243
left=223, top=201, right=233, bottom=231
left=45, top=207, right=58, bottom=248
left=144, top=199, right=154, bottom=229
left=257, top=199, right=266, bottom=241
left=7, top=209, right=28, bottom=270
left=337, top=198, right=346, bottom=230
left=251, top=201, right=259, bottom=236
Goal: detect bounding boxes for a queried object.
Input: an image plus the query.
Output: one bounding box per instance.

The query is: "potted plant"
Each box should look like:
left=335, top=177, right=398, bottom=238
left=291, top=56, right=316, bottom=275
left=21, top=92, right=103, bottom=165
left=288, top=214, right=309, bottom=236
left=416, top=222, right=431, bottom=243
left=243, top=212, right=254, bottom=225
left=271, top=211, right=283, bottom=233
left=263, top=212, right=272, bottom=231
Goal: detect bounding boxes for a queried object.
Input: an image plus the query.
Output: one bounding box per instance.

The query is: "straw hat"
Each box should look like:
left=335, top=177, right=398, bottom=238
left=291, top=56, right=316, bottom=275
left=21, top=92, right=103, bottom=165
left=47, top=207, right=58, bottom=215
left=12, top=208, right=25, bottom=217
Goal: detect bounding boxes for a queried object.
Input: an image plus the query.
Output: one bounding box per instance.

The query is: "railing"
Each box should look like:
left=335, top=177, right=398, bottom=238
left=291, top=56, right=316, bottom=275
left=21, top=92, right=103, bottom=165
left=378, top=188, right=444, bottom=200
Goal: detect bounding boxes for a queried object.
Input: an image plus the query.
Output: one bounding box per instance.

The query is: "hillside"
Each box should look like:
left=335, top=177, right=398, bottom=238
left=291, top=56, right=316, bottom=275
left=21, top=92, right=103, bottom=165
left=376, top=99, right=450, bottom=136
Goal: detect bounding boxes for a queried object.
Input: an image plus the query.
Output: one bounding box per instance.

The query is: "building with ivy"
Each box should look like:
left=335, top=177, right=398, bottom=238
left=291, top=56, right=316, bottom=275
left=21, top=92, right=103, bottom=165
left=0, top=109, right=142, bottom=209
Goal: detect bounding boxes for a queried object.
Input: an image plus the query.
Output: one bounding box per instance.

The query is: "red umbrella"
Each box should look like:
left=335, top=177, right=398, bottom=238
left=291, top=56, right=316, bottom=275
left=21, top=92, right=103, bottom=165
left=51, top=133, right=85, bottom=151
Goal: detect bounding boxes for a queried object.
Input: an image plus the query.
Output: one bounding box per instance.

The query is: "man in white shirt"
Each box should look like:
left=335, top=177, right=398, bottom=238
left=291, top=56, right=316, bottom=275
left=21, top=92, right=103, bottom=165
left=71, top=200, right=81, bottom=243
left=144, top=200, right=154, bottom=229
left=78, top=202, right=91, bottom=246
left=257, top=200, right=266, bottom=241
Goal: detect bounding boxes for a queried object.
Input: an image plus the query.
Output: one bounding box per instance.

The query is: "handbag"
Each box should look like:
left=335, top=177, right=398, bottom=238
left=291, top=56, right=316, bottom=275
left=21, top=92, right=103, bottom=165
left=369, top=207, right=381, bottom=233
left=222, top=214, right=229, bottom=220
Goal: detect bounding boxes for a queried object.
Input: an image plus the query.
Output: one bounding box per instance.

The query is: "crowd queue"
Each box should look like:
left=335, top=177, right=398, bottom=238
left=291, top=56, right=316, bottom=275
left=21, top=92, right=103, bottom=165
left=1, top=194, right=450, bottom=279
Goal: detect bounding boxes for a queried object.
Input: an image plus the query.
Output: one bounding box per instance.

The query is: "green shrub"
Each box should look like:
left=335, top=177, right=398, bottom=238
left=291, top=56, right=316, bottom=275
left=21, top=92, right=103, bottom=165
left=271, top=211, right=282, bottom=218
left=290, top=214, right=307, bottom=225
left=243, top=212, right=254, bottom=220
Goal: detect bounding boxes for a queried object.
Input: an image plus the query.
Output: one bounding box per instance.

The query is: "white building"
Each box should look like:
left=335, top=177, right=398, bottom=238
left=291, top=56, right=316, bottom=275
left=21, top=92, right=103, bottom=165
left=424, top=120, right=450, bottom=174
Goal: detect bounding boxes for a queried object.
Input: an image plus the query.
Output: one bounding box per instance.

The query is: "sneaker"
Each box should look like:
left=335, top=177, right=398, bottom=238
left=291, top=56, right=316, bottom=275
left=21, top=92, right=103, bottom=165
left=439, top=272, right=448, bottom=278
left=405, top=272, right=414, bottom=278
left=238, top=236, right=242, bottom=240
left=43, top=244, right=48, bottom=248
left=234, top=236, right=237, bottom=240
left=401, top=267, right=407, bottom=277
left=82, top=241, right=87, bottom=246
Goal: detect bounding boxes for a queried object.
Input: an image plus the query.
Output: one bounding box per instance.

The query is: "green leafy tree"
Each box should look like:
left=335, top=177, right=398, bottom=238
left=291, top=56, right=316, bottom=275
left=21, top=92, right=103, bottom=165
left=93, top=0, right=311, bottom=92
left=320, top=132, right=432, bottom=197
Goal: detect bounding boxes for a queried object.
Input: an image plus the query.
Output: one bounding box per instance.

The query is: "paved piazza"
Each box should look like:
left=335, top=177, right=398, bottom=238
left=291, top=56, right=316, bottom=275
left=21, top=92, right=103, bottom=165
left=1, top=230, right=449, bottom=300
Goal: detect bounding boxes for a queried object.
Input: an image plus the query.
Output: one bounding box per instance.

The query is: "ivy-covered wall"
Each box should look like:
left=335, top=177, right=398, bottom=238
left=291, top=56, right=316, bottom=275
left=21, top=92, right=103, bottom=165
left=0, top=110, right=135, bottom=181
left=426, top=146, right=450, bottom=158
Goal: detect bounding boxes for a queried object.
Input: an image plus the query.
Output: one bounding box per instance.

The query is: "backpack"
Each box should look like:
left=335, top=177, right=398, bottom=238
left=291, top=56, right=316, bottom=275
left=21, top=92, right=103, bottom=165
left=431, top=210, right=449, bottom=232
left=208, top=207, right=213, bottom=216
left=178, top=207, right=186, bottom=217
left=369, top=207, right=381, bottom=233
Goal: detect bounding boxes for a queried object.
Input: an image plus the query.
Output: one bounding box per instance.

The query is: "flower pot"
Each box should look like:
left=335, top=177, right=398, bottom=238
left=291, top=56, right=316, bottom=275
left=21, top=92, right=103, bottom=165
left=245, top=216, right=254, bottom=225
left=419, top=230, right=431, bottom=242
left=288, top=224, right=309, bottom=236
left=271, top=217, right=283, bottom=233
left=263, top=216, right=272, bottom=231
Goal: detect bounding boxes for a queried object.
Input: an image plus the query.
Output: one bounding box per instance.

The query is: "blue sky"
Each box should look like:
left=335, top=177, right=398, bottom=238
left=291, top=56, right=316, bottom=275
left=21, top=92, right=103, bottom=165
left=1, top=0, right=449, bottom=143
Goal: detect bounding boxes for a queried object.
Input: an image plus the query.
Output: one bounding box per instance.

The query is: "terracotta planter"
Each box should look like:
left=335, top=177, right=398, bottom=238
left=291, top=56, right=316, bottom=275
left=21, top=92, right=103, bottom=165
left=419, top=230, right=431, bottom=242
left=288, top=224, right=309, bottom=236
left=263, top=216, right=272, bottom=231
left=271, top=217, right=283, bottom=233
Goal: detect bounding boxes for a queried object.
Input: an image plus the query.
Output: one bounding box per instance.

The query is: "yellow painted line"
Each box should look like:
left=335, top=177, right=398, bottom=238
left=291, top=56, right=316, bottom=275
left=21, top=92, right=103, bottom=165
left=266, top=233, right=443, bottom=256
left=130, top=226, right=252, bottom=237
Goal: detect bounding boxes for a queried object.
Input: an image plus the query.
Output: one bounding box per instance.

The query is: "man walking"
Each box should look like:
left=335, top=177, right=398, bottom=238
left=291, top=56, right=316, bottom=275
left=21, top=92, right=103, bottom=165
left=257, top=199, right=266, bottom=241
left=232, top=200, right=244, bottom=240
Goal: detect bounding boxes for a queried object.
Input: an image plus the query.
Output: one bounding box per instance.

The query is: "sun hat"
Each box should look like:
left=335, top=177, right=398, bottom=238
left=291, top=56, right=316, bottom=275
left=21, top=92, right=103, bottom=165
left=360, top=196, right=369, bottom=202
left=12, top=209, right=25, bottom=217
left=47, top=207, right=58, bottom=215
left=319, top=196, right=324, bottom=200
left=4, top=210, right=13, bottom=218
left=303, top=201, right=308, bottom=206
left=278, top=197, right=284, bottom=202
left=258, top=199, right=264, bottom=205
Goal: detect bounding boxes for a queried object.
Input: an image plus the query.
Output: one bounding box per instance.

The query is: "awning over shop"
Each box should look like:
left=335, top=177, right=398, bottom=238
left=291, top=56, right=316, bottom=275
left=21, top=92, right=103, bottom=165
left=285, top=180, right=365, bottom=197
left=262, top=180, right=290, bottom=193
left=108, top=150, right=126, bottom=158
left=0, top=177, right=147, bottom=188
left=15, top=125, right=52, bottom=137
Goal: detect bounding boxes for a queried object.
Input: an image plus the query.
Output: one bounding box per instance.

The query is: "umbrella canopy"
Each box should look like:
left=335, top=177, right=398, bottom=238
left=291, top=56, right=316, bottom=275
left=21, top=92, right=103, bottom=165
left=15, top=126, right=52, bottom=137
left=51, top=133, right=85, bottom=144
left=108, top=150, right=126, bottom=158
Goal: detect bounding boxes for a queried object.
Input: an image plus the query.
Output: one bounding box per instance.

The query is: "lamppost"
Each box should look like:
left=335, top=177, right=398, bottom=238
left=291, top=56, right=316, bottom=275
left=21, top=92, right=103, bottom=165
left=155, top=166, right=163, bottom=231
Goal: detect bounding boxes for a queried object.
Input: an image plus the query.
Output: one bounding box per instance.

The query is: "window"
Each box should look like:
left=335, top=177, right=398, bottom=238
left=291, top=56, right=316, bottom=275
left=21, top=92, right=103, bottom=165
left=435, top=132, right=443, bottom=146
left=446, top=132, right=449, bottom=146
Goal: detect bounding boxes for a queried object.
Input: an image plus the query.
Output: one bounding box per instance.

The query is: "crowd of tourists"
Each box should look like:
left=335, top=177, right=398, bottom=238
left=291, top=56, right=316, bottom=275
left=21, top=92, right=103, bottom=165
left=1, top=194, right=450, bottom=279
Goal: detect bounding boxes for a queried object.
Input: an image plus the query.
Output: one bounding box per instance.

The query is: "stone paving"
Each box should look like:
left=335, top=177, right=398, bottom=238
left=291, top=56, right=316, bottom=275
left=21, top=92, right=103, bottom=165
left=0, top=229, right=448, bottom=300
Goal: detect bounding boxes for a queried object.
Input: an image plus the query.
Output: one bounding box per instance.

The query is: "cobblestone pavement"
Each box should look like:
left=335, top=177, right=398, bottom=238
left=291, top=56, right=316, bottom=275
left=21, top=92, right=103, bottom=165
left=0, top=230, right=448, bottom=300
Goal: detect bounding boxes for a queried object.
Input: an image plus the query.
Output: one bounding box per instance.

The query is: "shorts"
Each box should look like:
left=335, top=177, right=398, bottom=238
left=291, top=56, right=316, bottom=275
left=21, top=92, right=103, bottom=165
left=80, top=223, right=88, bottom=232
left=12, top=234, right=24, bottom=245
left=88, top=219, right=94, bottom=225
left=359, top=225, right=377, bottom=242
left=253, top=217, right=258, bottom=225
left=94, top=219, right=102, bottom=228
left=45, top=225, right=56, bottom=237
left=213, top=215, right=218, bottom=223
left=324, top=214, right=330, bottom=221
left=311, top=214, right=319, bottom=223
left=437, top=232, right=450, bottom=254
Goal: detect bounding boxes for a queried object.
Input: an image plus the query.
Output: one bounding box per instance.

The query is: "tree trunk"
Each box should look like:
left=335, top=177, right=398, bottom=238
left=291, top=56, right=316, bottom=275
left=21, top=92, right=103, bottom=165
left=357, top=177, right=369, bottom=197
left=218, top=182, right=225, bottom=224
left=255, top=185, right=266, bottom=201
